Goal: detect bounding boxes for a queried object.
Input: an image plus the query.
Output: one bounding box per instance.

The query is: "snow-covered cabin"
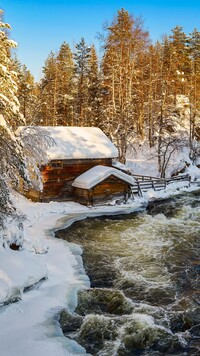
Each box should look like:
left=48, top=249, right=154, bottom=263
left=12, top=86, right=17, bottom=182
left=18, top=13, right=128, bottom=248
left=18, top=126, right=135, bottom=204
left=72, top=165, right=135, bottom=205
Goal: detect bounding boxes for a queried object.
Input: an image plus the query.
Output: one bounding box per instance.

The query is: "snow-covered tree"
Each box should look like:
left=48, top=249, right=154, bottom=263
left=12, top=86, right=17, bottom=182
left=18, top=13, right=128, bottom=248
left=0, top=11, right=23, bottom=127
left=13, top=59, right=36, bottom=124
left=16, top=126, right=55, bottom=190
left=0, top=113, right=27, bottom=246
left=0, top=11, right=53, bottom=248
left=0, top=10, right=28, bottom=227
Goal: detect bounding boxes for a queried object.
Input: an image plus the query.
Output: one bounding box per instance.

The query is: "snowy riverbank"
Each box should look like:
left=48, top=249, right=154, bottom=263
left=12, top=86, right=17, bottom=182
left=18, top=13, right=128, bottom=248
left=0, top=181, right=199, bottom=355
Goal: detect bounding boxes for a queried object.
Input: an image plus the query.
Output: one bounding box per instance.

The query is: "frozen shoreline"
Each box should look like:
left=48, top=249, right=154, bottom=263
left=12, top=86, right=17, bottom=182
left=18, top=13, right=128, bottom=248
left=0, top=183, right=199, bottom=356
left=0, top=194, right=146, bottom=356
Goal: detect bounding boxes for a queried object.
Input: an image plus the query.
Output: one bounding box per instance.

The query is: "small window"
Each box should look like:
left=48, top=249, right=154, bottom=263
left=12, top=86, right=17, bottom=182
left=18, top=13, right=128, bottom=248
left=51, top=161, right=63, bottom=169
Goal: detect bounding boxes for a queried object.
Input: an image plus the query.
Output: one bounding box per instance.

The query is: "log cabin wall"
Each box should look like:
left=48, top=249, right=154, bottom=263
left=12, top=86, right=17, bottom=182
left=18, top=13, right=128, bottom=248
left=73, top=175, right=131, bottom=205
left=40, top=158, right=112, bottom=202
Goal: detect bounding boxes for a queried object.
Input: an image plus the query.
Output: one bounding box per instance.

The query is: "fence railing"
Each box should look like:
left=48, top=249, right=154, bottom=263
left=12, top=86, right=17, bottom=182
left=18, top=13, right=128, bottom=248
left=130, top=173, right=190, bottom=196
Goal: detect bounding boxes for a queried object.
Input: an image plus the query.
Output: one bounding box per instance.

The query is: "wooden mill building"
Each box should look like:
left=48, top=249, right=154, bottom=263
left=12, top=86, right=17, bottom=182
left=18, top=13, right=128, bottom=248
left=18, top=126, right=135, bottom=205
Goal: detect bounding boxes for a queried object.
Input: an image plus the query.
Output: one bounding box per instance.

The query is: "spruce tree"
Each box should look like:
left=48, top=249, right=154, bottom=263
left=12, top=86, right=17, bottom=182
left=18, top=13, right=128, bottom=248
left=0, top=10, right=52, bottom=232
left=0, top=10, right=27, bottom=224
left=0, top=12, right=22, bottom=128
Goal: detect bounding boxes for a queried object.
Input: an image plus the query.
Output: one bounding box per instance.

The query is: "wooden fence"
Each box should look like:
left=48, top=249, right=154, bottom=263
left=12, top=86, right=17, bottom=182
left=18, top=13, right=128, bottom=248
left=130, top=173, right=191, bottom=196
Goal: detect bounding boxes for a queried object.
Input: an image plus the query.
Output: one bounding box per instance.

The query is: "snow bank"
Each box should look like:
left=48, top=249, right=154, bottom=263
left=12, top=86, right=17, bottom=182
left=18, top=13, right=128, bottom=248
left=0, top=195, right=90, bottom=355
left=0, top=247, right=47, bottom=305
left=186, top=164, right=200, bottom=181
left=0, top=215, right=24, bottom=250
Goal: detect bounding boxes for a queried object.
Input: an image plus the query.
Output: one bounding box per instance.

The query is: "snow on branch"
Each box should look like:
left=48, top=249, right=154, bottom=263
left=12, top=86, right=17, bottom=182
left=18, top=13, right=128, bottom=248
left=16, top=126, right=55, bottom=190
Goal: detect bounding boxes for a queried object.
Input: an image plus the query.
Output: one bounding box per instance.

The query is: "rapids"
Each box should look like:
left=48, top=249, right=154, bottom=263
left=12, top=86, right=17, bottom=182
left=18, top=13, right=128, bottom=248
left=57, top=190, right=200, bottom=355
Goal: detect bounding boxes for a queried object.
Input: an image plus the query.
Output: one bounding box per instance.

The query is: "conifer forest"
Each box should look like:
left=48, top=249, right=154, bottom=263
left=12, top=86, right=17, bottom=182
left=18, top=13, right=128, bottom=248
left=1, top=8, right=200, bottom=217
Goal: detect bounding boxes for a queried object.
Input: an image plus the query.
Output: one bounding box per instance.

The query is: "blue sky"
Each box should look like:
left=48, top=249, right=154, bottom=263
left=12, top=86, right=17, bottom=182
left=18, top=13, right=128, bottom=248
left=1, top=0, right=200, bottom=80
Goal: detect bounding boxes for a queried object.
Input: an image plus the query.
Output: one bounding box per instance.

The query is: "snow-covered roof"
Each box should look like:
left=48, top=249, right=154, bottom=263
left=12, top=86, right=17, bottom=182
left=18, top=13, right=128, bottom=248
left=17, top=126, right=118, bottom=160
left=72, top=165, right=135, bottom=189
left=112, top=161, right=130, bottom=172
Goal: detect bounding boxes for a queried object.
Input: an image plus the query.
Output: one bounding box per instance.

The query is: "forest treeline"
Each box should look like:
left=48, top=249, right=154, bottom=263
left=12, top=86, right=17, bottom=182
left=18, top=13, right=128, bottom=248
left=1, top=7, right=200, bottom=210
left=12, top=9, right=200, bottom=168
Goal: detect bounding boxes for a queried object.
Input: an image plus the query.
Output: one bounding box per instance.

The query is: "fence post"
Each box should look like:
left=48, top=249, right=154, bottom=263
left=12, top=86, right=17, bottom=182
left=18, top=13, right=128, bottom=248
left=137, top=181, right=143, bottom=196
left=151, top=179, right=155, bottom=190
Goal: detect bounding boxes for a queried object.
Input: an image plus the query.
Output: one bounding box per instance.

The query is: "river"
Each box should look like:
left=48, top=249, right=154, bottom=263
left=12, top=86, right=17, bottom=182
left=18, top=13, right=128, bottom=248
left=57, top=190, right=200, bottom=355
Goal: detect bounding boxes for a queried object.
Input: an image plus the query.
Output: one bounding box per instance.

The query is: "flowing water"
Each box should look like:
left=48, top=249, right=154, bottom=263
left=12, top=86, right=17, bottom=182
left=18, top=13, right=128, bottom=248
left=57, top=190, right=200, bottom=355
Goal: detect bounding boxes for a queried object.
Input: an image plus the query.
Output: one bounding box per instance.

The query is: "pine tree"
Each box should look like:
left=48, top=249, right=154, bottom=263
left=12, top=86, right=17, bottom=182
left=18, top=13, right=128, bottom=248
left=74, top=37, right=91, bottom=125
left=144, top=42, right=163, bottom=147
left=101, top=8, right=149, bottom=162
left=39, top=51, right=58, bottom=125
left=36, top=43, right=75, bottom=126
left=188, top=29, right=200, bottom=146
left=86, top=45, right=101, bottom=126
left=169, top=26, right=191, bottom=98
left=146, top=35, right=191, bottom=177
left=56, top=42, right=75, bottom=125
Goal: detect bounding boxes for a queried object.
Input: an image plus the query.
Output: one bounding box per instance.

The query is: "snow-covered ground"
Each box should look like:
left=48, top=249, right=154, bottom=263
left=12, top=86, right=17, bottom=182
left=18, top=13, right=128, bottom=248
left=0, top=175, right=200, bottom=355
left=126, top=141, right=200, bottom=178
